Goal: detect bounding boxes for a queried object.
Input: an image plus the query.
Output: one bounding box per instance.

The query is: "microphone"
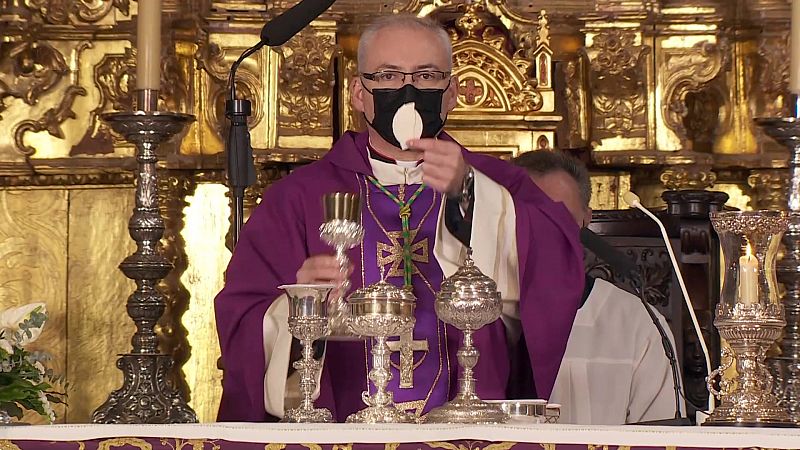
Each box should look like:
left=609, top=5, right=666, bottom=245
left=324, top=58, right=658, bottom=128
left=623, top=191, right=715, bottom=420
left=580, top=228, right=638, bottom=280
left=582, top=227, right=686, bottom=423
left=226, top=0, right=337, bottom=248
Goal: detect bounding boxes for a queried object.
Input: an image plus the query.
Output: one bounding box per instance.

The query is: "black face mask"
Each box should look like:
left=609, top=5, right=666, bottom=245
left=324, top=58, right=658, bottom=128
left=366, top=83, right=447, bottom=149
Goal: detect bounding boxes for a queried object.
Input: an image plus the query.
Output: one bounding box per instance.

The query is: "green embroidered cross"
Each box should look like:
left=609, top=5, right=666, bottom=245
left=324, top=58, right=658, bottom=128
left=367, top=175, right=426, bottom=288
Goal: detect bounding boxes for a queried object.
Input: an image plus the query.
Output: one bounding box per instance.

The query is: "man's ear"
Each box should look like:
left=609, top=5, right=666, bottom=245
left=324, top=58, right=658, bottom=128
left=351, top=76, right=365, bottom=113
left=583, top=207, right=593, bottom=228
left=443, top=73, right=459, bottom=112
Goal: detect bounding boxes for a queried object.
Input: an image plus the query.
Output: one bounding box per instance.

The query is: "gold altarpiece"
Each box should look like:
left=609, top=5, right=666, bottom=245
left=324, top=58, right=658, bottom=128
left=0, top=0, right=792, bottom=422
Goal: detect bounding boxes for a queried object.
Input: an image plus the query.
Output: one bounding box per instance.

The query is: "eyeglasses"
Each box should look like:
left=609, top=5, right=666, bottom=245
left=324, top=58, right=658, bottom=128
left=360, top=70, right=451, bottom=89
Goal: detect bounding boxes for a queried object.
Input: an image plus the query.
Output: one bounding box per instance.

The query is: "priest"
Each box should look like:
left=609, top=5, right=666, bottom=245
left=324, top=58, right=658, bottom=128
left=214, top=14, right=585, bottom=422
left=512, top=150, right=682, bottom=424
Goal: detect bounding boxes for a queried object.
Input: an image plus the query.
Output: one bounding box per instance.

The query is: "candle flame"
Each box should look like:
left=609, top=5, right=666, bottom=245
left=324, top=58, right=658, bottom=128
left=745, top=243, right=753, bottom=258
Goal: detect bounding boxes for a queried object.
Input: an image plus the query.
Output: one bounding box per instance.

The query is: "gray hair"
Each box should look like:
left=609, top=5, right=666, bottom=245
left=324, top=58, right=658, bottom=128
left=513, top=150, right=592, bottom=207
left=357, top=14, right=453, bottom=72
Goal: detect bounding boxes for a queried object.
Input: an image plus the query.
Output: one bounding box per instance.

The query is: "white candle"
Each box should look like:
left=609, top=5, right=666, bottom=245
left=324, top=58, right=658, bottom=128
left=738, top=245, right=759, bottom=306
left=791, top=0, right=800, bottom=94
left=136, top=0, right=162, bottom=90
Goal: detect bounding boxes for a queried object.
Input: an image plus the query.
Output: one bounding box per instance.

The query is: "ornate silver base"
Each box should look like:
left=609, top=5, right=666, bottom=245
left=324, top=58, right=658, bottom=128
left=92, top=354, right=197, bottom=424
left=283, top=407, right=333, bottom=423
left=345, top=404, right=416, bottom=423
left=705, top=310, right=792, bottom=427
left=424, top=393, right=508, bottom=424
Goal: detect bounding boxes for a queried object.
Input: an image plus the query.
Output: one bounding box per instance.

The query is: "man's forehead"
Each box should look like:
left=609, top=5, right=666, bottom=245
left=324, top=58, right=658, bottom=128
left=361, top=26, right=450, bottom=71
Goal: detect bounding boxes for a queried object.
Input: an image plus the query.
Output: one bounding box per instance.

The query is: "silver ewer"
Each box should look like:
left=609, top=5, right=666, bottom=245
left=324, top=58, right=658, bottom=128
left=345, top=280, right=417, bottom=423
left=279, top=284, right=335, bottom=423
left=319, top=193, right=364, bottom=336
left=423, top=249, right=509, bottom=424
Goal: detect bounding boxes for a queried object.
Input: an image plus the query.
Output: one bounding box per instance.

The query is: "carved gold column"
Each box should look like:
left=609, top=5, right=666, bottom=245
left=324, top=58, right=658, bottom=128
left=157, top=172, right=198, bottom=402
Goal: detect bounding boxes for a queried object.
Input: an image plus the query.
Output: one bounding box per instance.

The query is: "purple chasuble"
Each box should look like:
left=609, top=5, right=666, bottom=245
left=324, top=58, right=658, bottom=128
left=214, top=130, right=585, bottom=422
left=359, top=179, right=452, bottom=415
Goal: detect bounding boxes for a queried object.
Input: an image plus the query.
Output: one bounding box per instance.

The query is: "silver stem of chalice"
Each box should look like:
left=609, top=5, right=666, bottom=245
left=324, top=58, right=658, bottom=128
left=424, top=249, right=509, bottom=424
left=345, top=281, right=416, bottom=423
left=319, top=193, right=364, bottom=336
left=279, top=284, right=334, bottom=423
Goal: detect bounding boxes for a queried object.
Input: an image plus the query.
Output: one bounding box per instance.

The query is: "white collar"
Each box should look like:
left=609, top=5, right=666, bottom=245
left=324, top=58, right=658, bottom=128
left=368, top=154, right=424, bottom=186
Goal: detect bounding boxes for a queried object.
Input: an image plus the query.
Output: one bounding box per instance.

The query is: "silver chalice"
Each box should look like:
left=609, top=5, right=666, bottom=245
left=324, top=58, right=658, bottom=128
left=319, top=192, right=364, bottom=336
left=279, top=284, right=335, bottom=423
left=423, top=249, right=509, bottom=424
left=345, top=280, right=417, bottom=423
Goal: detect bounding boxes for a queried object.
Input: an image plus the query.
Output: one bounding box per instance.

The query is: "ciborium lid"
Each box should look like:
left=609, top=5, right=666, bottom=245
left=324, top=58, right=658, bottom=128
left=349, top=280, right=415, bottom=303
left=348, top=280, right=416, bottom=318
left=438, top=249, right=500, bottom=302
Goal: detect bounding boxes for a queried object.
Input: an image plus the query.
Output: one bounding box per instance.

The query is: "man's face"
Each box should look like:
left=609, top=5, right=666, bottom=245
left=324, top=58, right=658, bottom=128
left=531, top=170, right=592, bottom=228
left=351, top=25, right=458, bottom=123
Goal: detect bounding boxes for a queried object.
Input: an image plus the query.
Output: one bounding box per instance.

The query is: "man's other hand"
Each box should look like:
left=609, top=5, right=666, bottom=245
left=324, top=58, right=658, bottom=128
left=296, top=255, right=352, bottom=285
left=408, top=138, right=468, bottom=196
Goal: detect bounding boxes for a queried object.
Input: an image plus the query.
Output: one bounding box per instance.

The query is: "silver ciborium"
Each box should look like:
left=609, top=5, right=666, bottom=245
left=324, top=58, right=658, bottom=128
left=278, top=284, right=335, bottom=423
left=424, top=249, right=509, bottom=424
left=345, top=280, right=417, bottom=423
left=320, top=192, right=364, bottom=335
left=705, top=211, right=794, bottom=426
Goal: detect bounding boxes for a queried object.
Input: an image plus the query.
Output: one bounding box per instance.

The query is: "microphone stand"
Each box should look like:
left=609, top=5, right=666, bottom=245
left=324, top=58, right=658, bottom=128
left=631, top=275, right=690, bottom=425
left=226, top=42, right=261, bottom=248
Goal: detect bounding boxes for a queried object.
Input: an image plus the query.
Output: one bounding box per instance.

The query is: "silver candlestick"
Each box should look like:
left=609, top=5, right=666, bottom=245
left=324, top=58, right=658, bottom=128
left=755, top=99, right=800, bottom=423
left=92, top=89, right=197, bottom=424
left=705, top=211, right=793, bottom=426
left=345, top=280, right=416, bottom=423
left=279, top=284, right=334, bottom=423
left=424, top=249, right=509, bottom=424
left=319, top=192, right=364, bottom=336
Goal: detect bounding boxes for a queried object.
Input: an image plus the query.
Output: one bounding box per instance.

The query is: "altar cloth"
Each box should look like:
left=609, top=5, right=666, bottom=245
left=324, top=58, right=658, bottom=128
left=2, top=423, right=800, bottom=450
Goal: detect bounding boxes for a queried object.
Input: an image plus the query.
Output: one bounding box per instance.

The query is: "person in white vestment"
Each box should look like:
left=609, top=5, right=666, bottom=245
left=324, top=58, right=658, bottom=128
left=512, top=150, right=683, bottom=425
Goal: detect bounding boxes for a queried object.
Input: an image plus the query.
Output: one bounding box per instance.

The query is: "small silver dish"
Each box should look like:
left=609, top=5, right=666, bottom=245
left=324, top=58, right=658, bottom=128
left=484, top=399, right=548, bottom=423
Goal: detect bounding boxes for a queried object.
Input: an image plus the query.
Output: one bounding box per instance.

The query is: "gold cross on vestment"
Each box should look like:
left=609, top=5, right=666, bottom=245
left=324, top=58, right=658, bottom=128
left=387, top=330, right=429, bottom=388
left=376, top=229, right=429, bottom=278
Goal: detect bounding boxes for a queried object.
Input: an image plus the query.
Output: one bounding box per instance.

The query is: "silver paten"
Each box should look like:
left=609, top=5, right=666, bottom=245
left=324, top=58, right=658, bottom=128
left=423, top=249, right=509, bottom=424
left=279, top=284, right=335, bottom=423
left=345, top=280, right=416, bottom=423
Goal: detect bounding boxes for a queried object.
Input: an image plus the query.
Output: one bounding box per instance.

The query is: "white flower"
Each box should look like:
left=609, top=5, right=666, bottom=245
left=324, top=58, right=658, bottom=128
left=38, top=390, right=55, bottom=423
left=0, top=337, right=12, bottom=354
left=0, top=303, right=47, bottom=347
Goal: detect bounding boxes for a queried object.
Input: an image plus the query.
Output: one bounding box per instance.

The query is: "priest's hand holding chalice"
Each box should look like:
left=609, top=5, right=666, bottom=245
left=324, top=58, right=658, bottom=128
left=318, top=192, right=364, bottom=337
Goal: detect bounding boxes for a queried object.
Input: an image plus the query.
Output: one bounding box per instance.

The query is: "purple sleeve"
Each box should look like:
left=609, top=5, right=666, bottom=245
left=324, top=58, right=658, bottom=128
left=214, top=180, right=308, bottom=421
left=467, top=153, right=584, bottom=399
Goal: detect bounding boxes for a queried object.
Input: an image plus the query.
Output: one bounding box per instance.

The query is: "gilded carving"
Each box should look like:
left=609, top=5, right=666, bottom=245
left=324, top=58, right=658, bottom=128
left=278, top=27, right=338, bottom=135
left=0, top=42, right=68, bottom=118
left=748, top=169, right=788, bottom=211
left=756, top=31, right=789, bottom=118
left=13, top=85, right=87, bottom=156
left=25, top=0, right=129, bottom=24
left=0, top=172, right=133, bottom=187
left=564, top=57, right=587, bottom=148
left=585, top=30, right=649, bottom=139
left=662, top=39, right=729, bottom=150
left=158, top=173, right=198, bottom=402
left=449, top=3, right=543, bottom=113
left=659, top=166, right=717, bottom=190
